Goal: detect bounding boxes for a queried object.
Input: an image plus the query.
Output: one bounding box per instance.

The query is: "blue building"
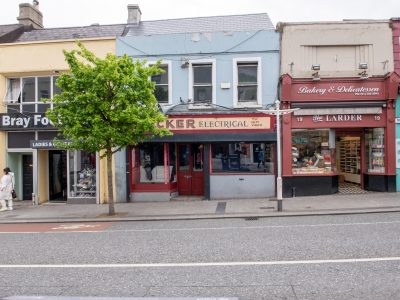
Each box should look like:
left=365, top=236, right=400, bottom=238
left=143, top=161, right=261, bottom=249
left=117, top=6, right=280, bottom=201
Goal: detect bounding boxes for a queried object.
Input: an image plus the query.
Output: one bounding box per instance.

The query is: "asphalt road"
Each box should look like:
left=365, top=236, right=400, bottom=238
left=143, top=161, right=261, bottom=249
left=0, top=212, right=400, bottom=299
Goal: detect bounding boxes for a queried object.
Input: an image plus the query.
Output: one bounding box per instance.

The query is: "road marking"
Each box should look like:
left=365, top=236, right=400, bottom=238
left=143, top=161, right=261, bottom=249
left=0, top=222, right=113, bottom=233
left=0, top=220, right=400, bottom=234
left=0, top=257, right=400, bottom=268
left=51, top=224, right=101, bottom=230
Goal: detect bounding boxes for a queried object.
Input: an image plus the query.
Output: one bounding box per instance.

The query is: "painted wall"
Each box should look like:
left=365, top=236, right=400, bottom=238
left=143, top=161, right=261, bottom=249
left=117, top=30, right=280, bottom=107
left=210, top=175, right=275, bottom=199
left=279, top=21, right=394, bottom=78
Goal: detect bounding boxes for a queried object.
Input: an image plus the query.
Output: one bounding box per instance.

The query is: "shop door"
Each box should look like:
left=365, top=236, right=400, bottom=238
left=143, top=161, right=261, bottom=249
left=49, top=151, right=67, bottom=201
left=177, top=144, right=204, bottom=195
left=22, top=155, right=33, bottom=200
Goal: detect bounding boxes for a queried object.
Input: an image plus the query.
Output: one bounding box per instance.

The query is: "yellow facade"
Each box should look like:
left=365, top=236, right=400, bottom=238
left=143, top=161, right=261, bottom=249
left=0, top=38, right=116, bottom=204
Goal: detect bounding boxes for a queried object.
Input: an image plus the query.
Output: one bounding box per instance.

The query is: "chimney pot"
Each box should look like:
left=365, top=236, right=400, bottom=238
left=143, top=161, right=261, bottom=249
left=127, top=4, right=141, bottom=25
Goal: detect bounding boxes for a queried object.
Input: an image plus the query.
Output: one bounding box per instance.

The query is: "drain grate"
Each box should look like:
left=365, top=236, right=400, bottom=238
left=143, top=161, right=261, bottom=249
left=244, top=217, right=259, bottom=221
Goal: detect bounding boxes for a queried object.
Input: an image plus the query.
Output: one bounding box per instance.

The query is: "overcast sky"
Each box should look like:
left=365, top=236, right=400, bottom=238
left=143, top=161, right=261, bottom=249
left=1, top=0, right=400, bottom=28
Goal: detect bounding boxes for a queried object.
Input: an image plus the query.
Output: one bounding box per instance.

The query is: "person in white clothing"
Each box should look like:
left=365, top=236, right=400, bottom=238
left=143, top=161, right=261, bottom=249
left=0, top=167, right=15, bottom=211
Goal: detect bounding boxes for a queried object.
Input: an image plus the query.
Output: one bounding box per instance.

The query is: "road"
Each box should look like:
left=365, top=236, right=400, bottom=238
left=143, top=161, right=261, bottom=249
left=0, top=212, right=400, bottom=299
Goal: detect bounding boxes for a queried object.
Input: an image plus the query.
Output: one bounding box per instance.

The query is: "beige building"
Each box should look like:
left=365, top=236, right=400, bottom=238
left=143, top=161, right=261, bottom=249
left=0, top=2, right=124, bottom=204
left=278, top=20, right=399, bottom=197
left=278, top=20, right=394, bottom=78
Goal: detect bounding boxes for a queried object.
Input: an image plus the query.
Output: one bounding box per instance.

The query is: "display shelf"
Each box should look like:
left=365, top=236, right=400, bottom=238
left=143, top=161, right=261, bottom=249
left=339, top=139, right=360, bottom=183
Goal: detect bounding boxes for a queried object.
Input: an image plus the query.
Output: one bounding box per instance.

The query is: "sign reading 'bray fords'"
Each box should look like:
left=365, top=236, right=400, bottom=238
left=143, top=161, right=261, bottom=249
left=0, top=113, right=54, bottom=131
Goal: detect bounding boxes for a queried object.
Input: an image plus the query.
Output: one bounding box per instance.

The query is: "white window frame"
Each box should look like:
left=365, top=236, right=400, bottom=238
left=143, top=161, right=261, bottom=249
left=189, top=59, right=216, bottom=104
left=4, top=75, right=60, bottom=111
left=233, top=57, right=262, bottom=108
left=148, top=60, right=172, bottom=105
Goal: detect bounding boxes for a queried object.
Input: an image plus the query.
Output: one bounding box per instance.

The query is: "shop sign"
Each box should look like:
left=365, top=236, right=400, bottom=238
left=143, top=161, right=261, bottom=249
left=292, top=113, right=385, bottom=128
left=290, top=82, right=385, bottom=101
left=310, top=114, right=363, bottom=123
left=158, top=116, right=271, bottom=131
left=0, top=113, right=54, bottom=131
left=30, top=139, right=71, bottom=149
left=297, top=85, right=381, bottom=96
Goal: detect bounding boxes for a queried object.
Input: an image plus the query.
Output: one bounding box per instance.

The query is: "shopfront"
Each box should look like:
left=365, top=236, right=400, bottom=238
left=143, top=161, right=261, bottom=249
left=0, top=113, right=99, bottom=204
left=129, top=113, right=276, bottom=201
left=281, top=73, right=400, bottom=197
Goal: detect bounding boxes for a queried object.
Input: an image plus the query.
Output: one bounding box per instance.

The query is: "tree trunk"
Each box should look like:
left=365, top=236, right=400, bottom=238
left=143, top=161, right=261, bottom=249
left=106, top=148, right=115, bottom=215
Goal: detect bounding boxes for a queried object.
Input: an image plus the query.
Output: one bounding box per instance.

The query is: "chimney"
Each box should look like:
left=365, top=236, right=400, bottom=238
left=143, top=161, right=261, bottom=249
left=127, top=4, right=141, bottom=25
left=17, top=1, right=43, bottom=29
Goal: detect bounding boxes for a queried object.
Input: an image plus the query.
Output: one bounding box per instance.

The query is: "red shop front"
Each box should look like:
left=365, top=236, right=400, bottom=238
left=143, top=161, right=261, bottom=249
left=128, top=113, right=277, bottom=201
left=280, top=73, right=400, bottom=197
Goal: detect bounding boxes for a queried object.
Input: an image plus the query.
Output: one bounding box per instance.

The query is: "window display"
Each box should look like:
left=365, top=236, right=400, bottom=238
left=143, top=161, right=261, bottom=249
left=211, top=142, right=274, bottom=173
left=69, top=150, right=97, bottom=198
left=292, top=129, right=335, bottom=174
left=365, top=128, right=385, bottom=173
left=134, top=143, right=175, bottom=184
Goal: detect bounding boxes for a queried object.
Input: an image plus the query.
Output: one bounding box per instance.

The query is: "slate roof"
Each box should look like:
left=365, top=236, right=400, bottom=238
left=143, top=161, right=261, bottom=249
left=15, top=24, right=126, bottom=42
left=0, top=13, right=273, bottom=43
left=0, top=24, right=24, bottom=42
left=124, top=13, right=274, bottom=36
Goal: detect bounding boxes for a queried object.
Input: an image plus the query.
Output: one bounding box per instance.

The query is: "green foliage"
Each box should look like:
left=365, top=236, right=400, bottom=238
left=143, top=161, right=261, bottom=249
left=46, top=42, right=171, bottom=155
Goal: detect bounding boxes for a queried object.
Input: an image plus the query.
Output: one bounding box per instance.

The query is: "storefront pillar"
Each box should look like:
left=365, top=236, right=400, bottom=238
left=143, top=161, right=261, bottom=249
left=32, top=149, right=38, bottom=205
left=203, top=143, right=211, bottom=200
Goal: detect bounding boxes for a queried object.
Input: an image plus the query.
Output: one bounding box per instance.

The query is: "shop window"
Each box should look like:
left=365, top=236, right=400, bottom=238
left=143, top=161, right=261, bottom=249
left=133, top=143, right=175, bottom=184
left=211, top=142, right=274, bottom=173
left=192, top=63, right=214, bottom=103
left=151, top=65, right=169, bottom=104
left=68, top=150, right=97, bottom=198
left=365, top=128, right=385, bottom=173
left=292, top=129, right=335, bottom=174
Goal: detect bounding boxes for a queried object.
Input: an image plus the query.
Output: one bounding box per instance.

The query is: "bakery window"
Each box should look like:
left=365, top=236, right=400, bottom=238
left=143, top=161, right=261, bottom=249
left=292, top=129, right=335, bottom=175
left=211, top=142, right=274, bottom=173
left=365, top=128, right=385, bottom=173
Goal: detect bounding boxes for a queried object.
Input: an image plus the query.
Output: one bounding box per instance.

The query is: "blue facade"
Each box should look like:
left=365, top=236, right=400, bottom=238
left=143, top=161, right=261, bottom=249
left=117, top=30, right=280, bottom=107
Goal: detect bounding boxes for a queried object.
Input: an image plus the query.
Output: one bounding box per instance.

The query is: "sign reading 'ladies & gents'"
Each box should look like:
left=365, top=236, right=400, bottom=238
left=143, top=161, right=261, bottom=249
left=0, top=113, right=54, bottom=130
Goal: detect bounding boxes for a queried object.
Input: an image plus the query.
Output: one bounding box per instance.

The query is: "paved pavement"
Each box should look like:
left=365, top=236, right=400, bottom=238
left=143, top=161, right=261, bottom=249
left=0, top=191, right=399, bottom=223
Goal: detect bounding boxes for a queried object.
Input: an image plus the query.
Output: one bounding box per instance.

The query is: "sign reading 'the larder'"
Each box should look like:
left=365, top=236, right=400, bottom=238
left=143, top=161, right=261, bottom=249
left=158, top=116, right=271, bottom=131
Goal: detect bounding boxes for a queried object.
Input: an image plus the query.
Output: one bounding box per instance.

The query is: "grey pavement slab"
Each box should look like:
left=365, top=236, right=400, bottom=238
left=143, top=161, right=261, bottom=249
left=0, top=192, right=399, bottom=223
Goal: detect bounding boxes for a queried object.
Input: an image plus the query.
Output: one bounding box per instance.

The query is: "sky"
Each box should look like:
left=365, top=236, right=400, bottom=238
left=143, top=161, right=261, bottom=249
left=1, top=0, right=400, bottom=28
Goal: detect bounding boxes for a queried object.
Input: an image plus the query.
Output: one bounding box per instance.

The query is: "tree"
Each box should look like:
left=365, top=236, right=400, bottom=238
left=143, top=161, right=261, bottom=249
left=46, top=42, right=170, bottom=215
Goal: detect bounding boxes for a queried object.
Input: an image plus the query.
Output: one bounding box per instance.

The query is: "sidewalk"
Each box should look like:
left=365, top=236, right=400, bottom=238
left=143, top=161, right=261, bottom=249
left=1, top=192, right=400, bottom=224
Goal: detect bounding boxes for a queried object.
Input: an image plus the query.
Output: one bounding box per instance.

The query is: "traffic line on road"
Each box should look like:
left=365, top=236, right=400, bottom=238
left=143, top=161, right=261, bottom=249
left=1, top=257, right=400, bottom=268
left=0, top=222, right=114, bottom=233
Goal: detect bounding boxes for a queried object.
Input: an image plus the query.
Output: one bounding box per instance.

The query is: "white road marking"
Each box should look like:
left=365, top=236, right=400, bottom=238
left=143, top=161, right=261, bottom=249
left=1, top=220, right=400, bottom=234
left=51, top=224, right=101, bottom=230
left=0, top=257, right=399, bottom=268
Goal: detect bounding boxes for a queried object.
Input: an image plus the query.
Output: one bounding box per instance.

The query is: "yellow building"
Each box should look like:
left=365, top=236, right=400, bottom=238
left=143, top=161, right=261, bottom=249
left=0, top=2, right=122, bottom=204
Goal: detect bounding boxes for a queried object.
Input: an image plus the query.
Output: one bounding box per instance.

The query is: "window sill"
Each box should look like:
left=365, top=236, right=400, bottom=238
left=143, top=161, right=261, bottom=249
left=188, top=103, right=215, bottom=110
left=235, top=102, right=262, bottom=108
